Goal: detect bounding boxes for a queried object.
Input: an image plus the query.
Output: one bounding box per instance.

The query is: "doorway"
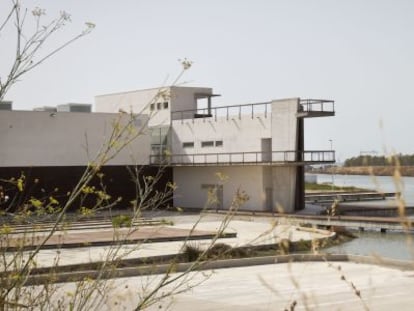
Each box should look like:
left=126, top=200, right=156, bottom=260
left=265, top=187, right=273, bottom=211
left=261, top=138, right=272, bottom=162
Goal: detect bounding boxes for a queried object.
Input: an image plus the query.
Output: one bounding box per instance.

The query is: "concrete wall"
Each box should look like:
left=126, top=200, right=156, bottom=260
left=270, top=98, right=300, bottom=213
left=0, top=111, right=150, bottom=167
left=1, top=85, right=309, bottom=213
left=173, top=166, right=266, bottom=211
left=172, top=98, right=301, bottom=213
left=171, top=113, right=271, bottom=156
left=170, top=86, right=212, bottom=113
left=271, top=98, right=299, bottom=158
left=270, top=166, right=297, bottom=213
left=95, top=87, right=170, bottom=127
left=95, top=86, right=214, bottom=127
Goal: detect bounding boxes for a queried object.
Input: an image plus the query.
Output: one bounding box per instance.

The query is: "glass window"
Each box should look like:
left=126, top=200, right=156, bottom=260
left=215, top=141, right=223, bottom=147
left=157, top=102, right=161, bottom=110
left=163, top=102, right=169, bottom=109
left=183, top=142, right=194, bottom=148
left=150, top=103, right=155, bottom=111
left=201, top=141, right=214, bottom=147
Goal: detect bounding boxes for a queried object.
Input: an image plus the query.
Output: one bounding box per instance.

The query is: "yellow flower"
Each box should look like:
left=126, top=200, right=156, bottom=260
left=17, top=178, right=24, bottom=192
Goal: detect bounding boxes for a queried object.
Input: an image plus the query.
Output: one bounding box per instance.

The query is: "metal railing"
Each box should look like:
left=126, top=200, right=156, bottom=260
left=150, top=150, right=335, bottom=166
left=171, top=99, right=334, bottom=123
left=299, top=99, right=335, bottom=114
left=171, top=102, right=272, bottom=123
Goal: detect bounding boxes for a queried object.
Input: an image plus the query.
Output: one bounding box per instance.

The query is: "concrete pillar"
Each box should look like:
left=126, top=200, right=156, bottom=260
left=270, top=98, right=300, bottom=213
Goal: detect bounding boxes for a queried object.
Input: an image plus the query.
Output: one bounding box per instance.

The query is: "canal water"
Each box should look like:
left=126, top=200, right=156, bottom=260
left=311, top=173, right=414, bottom=204
left=308, top=173, right=414, bottom=260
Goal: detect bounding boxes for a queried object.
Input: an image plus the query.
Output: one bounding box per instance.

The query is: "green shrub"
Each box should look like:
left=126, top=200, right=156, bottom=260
left=112, top=214, right=132, bottom=228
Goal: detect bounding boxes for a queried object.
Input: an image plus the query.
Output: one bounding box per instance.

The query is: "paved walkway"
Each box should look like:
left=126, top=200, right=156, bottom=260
left=12, top=214, right=333, bottom=268
left=6, top=226, right=230, bottom=250
left=54, top=261, right=414, bottom=310
left=8, top=212, right=414, bottom=310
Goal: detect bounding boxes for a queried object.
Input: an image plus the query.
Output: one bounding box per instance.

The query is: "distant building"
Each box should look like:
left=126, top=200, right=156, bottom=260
left=0, top=87, right=335, bottom=213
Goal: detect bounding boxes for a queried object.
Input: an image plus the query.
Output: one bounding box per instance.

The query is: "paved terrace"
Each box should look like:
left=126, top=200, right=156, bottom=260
left=49, top=257, right=414, bottom=310
left=8, top=213, right=333, bottom=268
left=6, top=212, right=414, bottom=310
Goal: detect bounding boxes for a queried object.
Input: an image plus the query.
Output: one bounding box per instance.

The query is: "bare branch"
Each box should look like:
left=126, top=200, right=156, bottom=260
left=0, top=0, right=94, bottom=101
left=0, top=1, right=17, bottom=33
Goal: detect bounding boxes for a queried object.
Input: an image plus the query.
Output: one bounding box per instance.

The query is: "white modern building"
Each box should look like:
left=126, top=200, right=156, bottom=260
left=0, top=87, right=334, bottom=213
left=95, top=86, right=335, bottom=213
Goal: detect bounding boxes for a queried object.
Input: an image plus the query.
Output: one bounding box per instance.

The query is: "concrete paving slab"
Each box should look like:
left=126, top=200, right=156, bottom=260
left=50, top=261, right=414, bottom=310
left=12, top=214, right=333, bottom=268
left=4, top=226, right=231, bottom=250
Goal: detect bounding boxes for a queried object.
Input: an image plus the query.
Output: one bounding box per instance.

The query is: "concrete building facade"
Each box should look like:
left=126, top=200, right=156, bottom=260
left=0, top=86, right=334, bottom=213
left=95, top=86, right=335, bottom=213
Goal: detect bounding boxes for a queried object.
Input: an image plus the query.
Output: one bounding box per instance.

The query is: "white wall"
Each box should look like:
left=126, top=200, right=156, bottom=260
left=94, top=87, right=170, bottom=127
left=271, top=98, right=299, bottom=159
left=270, top=98, right=300, bottom=213
left=170, top=86, right=213, bottom=113
left=270, top=166, right=297, bottom=213
left=171, top=113, right=271, bottom=157
left=172, top=98, right=301, bottom=213
left=173, top=166, right=266, bottom=211
left=0, top=111, right=150, bottom=167
left=95, top=86, right=214, bottom=127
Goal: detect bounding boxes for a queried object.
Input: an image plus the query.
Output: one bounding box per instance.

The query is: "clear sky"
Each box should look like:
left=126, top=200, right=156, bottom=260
left=1, top=0, right=413, bottom=161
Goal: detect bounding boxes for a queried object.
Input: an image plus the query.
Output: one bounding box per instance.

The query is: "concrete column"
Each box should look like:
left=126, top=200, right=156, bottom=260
left=270, top=98, right=300, bottom=213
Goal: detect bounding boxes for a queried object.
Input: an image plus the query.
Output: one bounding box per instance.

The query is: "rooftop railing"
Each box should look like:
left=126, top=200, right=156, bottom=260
left=150, top=150, right=335, bottom=166
left=298, top=99, right=335, bottom=117
left=171, top=99, right=335, bottom=122
left=171, top=102, right=271, bottom=123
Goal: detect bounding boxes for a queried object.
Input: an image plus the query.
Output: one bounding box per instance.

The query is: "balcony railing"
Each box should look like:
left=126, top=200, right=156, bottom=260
left=171, top=102, right=272, bottom=123
left=298, top=99, right=335, bottom=117
left=150, top=150, right=335, bottom=166
left=171, top=99, right=334, bottom=122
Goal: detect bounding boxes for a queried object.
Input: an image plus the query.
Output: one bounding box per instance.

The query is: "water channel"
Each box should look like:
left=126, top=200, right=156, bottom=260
left=308, top=173, right=414, bottom=261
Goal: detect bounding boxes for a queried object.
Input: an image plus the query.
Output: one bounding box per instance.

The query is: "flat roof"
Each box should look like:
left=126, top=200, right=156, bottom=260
left=95, top=85, right=213, bottom=98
